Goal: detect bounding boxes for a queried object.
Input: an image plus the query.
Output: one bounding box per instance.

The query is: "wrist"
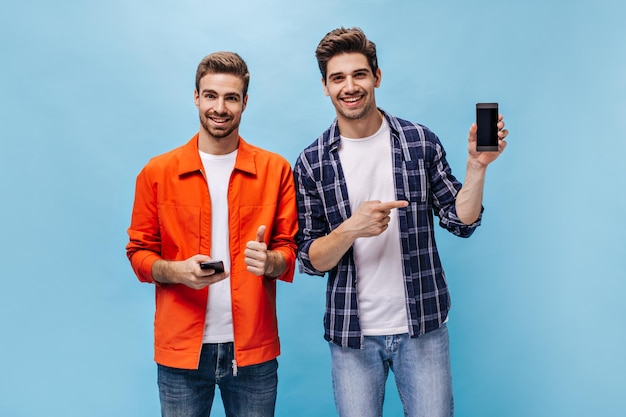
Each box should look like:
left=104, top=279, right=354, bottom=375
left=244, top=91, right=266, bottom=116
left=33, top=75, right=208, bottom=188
left=334, top=219, right=360, bottom=244
left=264, top=251, right=285, bottom=278
left=152, top=259, right=179, bottom=284
left=467, top=159, right=488, bottom=173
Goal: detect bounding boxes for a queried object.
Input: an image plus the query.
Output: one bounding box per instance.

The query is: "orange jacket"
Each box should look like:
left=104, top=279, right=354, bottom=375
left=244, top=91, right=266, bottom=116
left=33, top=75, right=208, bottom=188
left=126, top=135, right=297, bottom=369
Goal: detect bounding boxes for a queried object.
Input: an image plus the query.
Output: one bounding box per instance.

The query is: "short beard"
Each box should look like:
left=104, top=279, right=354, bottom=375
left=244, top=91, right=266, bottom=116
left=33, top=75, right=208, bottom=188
left=199, top=114, right=239, bottom=139
left=335, top=98, right=374, bottom=121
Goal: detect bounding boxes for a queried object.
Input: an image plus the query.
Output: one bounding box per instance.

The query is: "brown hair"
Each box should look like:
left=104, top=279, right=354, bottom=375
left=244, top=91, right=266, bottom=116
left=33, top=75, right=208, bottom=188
left=195, top=51, right=250, bottom=96
left=315, top=27, right=378, bottom=83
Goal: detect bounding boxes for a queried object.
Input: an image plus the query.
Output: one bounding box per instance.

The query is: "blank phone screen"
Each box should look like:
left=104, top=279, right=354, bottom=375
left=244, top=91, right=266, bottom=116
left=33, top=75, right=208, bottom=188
left=476, top=103, right=498, bottom=151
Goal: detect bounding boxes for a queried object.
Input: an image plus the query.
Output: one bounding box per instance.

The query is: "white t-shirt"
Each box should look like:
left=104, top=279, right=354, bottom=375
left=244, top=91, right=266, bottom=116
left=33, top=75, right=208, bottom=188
left=338, top=118, right=409, bottom=336
left=199, top=149, right=237, bottom=343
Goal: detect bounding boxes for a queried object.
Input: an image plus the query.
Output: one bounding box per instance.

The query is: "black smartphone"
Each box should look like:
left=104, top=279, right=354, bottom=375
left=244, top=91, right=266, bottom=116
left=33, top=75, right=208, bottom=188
left=199, top=260, right=225, bottom=273
left=476, top=103, right=499, bottom=151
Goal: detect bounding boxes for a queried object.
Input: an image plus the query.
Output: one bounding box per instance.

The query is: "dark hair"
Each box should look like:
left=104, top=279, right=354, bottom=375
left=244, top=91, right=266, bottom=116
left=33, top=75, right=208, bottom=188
left=315, top=27, right=378, bottom=83
left=195, top=51, right=250, bottom=96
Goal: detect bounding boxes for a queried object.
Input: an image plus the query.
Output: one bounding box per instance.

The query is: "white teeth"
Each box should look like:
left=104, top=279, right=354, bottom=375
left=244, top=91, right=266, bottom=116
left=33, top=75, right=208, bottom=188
left=343, top=97, right=361, bottom=103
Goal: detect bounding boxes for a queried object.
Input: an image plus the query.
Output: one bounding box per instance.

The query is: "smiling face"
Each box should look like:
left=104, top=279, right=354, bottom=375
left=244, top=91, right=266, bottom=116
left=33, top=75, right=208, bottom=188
left=194, top=72, right=247, bottom=148
left=323, top=52, right=381, bottom=123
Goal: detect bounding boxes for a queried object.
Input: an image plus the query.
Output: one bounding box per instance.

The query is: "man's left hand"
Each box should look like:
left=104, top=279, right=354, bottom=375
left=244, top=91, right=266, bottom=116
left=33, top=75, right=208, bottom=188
left=467, top=114, right=509, bottom=167
left=244, top=225, right=268, bottom=276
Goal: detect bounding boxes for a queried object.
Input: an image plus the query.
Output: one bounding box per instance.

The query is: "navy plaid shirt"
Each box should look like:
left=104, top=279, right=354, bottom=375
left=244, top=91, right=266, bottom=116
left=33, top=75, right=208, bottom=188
left=294, top=110, right=482, bottom=348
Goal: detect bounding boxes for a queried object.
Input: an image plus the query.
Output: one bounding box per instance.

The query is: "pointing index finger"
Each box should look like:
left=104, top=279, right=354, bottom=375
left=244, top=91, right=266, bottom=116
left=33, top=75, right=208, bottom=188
left=379, top=200, right=409, bottom=211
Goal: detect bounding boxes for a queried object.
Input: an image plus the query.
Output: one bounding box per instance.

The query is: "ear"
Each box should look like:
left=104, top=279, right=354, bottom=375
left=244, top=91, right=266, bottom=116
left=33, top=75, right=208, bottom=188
left=194, top=89, right=200, bottom=108
left=322, top=77, right=330, bottom=96
left=242, top=94, right=248, bottom=112
left=374, top=68, right=382, bottom=88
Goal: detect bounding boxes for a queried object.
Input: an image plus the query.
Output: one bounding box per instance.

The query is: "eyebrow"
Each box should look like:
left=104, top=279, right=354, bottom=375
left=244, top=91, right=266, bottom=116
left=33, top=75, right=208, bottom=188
left=328, top=67, right=371, bottom=79
left=200, top=88, right=241, bottom=98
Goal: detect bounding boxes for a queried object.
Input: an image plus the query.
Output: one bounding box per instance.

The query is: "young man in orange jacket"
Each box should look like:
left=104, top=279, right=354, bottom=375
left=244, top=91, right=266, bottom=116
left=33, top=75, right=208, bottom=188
left=126, top=51, right=297, bottom=417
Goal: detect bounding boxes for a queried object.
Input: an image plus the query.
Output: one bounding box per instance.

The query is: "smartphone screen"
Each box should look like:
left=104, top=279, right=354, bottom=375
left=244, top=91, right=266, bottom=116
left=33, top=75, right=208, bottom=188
left=476, top=103, right=499, bottom=151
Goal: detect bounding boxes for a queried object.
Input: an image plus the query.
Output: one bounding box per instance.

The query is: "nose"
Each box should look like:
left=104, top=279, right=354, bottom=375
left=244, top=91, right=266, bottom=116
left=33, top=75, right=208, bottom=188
left=215, top=97, right=226, bottom=113
left=345, top=75, right=356, bottom=91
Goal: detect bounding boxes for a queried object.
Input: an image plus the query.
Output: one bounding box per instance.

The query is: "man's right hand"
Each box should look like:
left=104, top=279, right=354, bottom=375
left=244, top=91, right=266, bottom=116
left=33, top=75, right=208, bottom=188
left=152, top=255, right=229, bottom=289
left=344, top=200, right=409, bottom=239
left=309, top=200, right=408, bottom=272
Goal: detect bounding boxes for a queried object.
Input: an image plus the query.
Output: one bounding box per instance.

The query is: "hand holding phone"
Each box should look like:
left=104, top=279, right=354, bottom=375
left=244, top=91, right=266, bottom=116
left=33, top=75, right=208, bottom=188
left=476, top=103, right=499, bottom=152
left=199, top=260, right=225, bottom=273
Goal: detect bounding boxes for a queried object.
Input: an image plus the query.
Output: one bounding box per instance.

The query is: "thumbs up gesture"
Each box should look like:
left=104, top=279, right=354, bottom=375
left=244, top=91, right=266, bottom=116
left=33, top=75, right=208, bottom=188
left=244, top=225, right=268, bottom=276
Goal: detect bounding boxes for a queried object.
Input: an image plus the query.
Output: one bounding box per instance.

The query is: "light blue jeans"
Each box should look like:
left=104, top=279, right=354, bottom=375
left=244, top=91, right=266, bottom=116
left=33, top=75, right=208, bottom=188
left=157, top=343, right=278, bottom=417
left=329, top=324, right=453, bottom=417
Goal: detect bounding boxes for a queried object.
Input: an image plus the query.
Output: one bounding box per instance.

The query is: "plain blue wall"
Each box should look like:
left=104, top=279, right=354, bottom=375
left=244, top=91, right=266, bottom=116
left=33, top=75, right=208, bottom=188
left=1, top=1, right=624, bottom=416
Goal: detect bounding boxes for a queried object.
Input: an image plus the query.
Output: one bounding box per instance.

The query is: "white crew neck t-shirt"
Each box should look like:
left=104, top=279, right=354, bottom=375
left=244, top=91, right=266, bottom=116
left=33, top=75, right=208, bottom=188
left=199, top=149, right=237, bottom=343
left=338, top=118, right=409, bottom=336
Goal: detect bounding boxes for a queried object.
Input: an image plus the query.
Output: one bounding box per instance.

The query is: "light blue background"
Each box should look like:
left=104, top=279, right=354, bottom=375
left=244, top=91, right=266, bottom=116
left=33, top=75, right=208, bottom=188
left=1, top=1, right=624, bottom=416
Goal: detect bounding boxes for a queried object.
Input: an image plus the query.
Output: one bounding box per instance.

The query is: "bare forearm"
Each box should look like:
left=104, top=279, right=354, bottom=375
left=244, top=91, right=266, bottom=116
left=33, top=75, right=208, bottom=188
left=456, top=163, right=487, bottom=225
left=309, top=223, right=358, bottom=272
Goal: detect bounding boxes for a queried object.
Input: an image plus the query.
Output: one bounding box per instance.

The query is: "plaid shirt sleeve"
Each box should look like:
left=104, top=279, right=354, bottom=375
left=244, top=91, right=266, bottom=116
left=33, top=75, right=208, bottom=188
left=293, top=143, right=327, bottom=277
left=420, top=125, right=482, bottom=237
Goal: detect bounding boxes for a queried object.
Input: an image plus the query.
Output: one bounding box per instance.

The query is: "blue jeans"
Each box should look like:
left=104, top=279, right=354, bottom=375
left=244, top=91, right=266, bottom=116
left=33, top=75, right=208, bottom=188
left=157, top=343, right=278, bottom=417
left=329, top=324, right=453, bottom=417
